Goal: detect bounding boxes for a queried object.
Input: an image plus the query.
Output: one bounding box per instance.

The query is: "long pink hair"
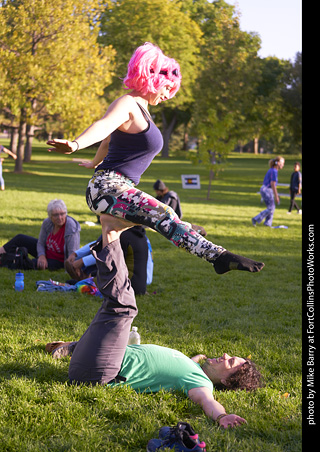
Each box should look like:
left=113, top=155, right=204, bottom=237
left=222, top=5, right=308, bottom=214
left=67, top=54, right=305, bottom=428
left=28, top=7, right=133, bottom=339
left=123, top=42, right=181, bottom=98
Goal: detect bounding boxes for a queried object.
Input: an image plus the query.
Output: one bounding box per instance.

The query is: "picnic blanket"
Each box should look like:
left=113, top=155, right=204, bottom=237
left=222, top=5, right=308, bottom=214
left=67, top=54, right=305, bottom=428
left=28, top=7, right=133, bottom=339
left=36, top=277, right=102, bottom=297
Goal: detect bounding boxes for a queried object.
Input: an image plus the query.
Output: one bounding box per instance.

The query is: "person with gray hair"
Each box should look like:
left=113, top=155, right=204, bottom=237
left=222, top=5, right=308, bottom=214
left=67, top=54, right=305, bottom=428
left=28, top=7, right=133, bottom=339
left=46, top=199, right=67, bottom=217
left=0, top=199, right=80, bottom=270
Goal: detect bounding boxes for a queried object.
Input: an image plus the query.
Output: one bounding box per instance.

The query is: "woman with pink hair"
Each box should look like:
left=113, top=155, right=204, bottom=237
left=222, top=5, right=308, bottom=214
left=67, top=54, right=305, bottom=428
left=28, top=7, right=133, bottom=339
left=47, top=42, right=264, bottom=276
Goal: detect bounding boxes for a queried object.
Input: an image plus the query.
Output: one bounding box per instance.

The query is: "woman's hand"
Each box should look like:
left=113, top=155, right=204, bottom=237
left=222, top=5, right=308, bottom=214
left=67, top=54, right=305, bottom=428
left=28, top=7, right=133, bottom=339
left=47, top=139, right=77, bottom=155
left=78, top=160, right=97, bottom=169
left=218, top=414, right=247, bottom=429
left=37, top=255, right=48, bottom=270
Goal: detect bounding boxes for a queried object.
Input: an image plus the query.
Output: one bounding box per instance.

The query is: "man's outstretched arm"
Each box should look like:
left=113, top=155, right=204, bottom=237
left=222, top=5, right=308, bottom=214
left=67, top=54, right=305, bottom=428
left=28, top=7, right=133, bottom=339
left=188, top=386, right=246, bottom=429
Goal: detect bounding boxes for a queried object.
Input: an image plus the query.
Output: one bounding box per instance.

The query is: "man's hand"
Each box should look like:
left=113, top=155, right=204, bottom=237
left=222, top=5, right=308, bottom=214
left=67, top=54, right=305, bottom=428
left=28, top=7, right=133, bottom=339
left=66, top=252, right=77, bottom=265
left=218, top=414, right=247, bottom=429
left=73, top=258, right=84, bottom=271
left=188, top=387, right=247, bottom=429
left=190, top=354, right=207, bottom=363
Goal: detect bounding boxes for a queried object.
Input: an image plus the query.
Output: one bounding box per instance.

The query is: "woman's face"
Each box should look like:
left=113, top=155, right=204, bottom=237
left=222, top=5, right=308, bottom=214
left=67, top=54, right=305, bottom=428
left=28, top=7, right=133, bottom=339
left=51, top=209, right=67, bottom=228
left=148, top=84, right=173, bottom=106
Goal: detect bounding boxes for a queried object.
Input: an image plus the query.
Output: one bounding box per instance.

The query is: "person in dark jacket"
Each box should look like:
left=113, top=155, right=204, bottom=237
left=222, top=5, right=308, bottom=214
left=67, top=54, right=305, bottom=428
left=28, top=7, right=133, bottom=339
left=153, top=179, right=182, bottom=218
left=287, top=162, right=302, bottom=214
left=153, top=179, right=207, bottom=236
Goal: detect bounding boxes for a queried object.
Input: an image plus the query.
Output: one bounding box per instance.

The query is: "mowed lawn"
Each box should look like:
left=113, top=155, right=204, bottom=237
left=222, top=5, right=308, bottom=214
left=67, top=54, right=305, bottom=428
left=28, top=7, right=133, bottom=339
left=0, top=142, right=302, bottom=451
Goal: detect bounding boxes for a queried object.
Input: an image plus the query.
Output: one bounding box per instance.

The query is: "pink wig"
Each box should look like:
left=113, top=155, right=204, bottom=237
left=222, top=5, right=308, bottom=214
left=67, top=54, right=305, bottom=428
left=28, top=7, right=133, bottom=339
left=123, top=42, right=181, bottom=98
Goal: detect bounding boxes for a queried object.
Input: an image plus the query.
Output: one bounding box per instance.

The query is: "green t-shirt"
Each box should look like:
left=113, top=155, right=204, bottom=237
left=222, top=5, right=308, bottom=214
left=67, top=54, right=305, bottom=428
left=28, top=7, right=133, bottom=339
left=108, top=344, right=213, bottom=395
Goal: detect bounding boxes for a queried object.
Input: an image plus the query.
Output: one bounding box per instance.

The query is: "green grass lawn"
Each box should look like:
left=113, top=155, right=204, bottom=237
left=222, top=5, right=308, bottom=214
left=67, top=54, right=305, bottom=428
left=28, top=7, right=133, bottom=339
left=0, top=142, right=302, bottom=451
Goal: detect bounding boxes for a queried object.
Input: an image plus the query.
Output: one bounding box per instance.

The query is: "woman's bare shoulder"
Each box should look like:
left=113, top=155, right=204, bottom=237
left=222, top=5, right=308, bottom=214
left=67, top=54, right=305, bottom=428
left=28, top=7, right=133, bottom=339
left=108, top=93, right=137, bottom=111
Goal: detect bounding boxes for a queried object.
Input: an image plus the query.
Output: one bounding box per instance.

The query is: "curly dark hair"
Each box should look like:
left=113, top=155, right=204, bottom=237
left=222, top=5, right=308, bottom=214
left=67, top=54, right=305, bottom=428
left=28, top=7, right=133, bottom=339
left=219, top=359, right=264, bottom=392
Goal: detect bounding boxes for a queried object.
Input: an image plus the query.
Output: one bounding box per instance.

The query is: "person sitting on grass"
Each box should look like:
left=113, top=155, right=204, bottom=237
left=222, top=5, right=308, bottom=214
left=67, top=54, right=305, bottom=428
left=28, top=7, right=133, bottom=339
left=65, top=225, right=151, bottom=295
left=0, top=199, right=80, bottom=270
left=153, top=179, right=183, bottom=219
left=153, top=179, right=207, bottom=236
left=45, top=236, right=263, bottom=430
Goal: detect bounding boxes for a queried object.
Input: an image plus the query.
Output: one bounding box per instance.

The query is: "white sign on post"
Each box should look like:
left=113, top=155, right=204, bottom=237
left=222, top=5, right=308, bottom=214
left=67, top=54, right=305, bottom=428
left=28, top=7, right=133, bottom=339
left=181, top=174, right=201, bottom=189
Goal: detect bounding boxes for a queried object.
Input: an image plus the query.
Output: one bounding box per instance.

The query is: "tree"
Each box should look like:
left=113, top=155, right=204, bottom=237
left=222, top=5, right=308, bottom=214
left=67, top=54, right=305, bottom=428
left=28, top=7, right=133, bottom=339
left=0, top=0, right=115, bottom=171
left=281, top=52, right=302, bottom=153
left=190, top=0, right=261, bottom=197
left=98, top=0, right=202, bottom=156
left=245, top=56, right=292, bottom=155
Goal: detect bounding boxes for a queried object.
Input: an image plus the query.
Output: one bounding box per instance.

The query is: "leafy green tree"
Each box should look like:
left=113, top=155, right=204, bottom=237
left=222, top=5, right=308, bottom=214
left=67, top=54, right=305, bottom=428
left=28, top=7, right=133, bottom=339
left=190, top=0, right=261, bottom=197
left=245, top=56, right=292, bottom=155
left=0, top=0, right=114, bottom=171
left=99, top=0, right=202, bottom=156
left=281, top=52, right=302, bottom=153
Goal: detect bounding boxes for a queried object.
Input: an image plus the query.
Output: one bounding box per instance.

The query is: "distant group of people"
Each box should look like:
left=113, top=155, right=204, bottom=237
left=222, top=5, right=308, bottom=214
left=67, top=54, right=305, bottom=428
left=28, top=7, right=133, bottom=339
left=0, top=198, right=151, bottom=295
left=252, top=157, right=302, bottom=228
left=0, top=177, right=208, bottom=294
left=0, top=42, right=301, bottom=436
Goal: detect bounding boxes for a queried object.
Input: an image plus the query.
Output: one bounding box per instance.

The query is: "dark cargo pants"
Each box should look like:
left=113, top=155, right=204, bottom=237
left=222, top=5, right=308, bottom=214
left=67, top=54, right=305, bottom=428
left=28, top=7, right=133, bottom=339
left=68, top=239, right=138, bottom=385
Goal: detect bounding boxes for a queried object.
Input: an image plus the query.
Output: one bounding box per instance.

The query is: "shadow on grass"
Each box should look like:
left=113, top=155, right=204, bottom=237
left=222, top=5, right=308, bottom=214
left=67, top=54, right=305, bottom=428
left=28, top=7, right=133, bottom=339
left=0, top=359, right=69, bottom=384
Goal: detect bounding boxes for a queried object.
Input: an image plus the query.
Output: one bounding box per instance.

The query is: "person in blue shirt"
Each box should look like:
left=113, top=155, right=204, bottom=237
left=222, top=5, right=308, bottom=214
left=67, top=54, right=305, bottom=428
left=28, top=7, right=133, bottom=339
left=65, top=226, right=152, bottom=295
left=252, top=157, right=285, bottom=227
left=287, top=162, right=302, bottom=214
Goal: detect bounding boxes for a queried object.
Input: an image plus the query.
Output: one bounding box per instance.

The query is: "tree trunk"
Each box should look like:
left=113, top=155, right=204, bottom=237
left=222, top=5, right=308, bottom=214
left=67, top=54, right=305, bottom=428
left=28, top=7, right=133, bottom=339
left=254, top=137, right=259, bottom=154
left=207, top=169, right=214, bottom=200
left=10, top=127, right=19, bottom=154
left=14, top=108, right=27, bottom=172
left=182, top=125, right=189, bottom=151
left=161, top=110, right=177, bottom=158
left=24, top=124, right=35, bottom=163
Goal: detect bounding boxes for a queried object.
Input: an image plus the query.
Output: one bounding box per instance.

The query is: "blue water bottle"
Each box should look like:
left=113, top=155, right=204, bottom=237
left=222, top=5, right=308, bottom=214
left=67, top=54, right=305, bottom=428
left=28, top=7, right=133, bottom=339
left=15, top=272, right=24, bottom=291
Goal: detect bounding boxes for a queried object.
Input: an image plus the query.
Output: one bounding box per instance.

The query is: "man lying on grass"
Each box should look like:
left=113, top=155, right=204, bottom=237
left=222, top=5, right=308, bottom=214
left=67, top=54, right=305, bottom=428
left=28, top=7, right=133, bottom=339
left=45, top=237, right=263, bottom=429
left=46, top=339, right=263, bottom=429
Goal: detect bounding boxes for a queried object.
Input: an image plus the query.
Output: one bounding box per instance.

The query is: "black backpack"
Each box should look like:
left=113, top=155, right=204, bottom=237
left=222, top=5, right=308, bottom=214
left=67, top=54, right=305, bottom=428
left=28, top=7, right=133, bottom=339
left=0, top=247, right=34, bottom=270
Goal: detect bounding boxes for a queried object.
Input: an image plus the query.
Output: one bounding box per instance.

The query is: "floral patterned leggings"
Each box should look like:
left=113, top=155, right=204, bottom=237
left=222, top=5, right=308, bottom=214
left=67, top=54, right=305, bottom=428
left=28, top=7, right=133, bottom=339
left=86, top=170, right=225, bottom=264
left=253, top=185, right=275, bottom=227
